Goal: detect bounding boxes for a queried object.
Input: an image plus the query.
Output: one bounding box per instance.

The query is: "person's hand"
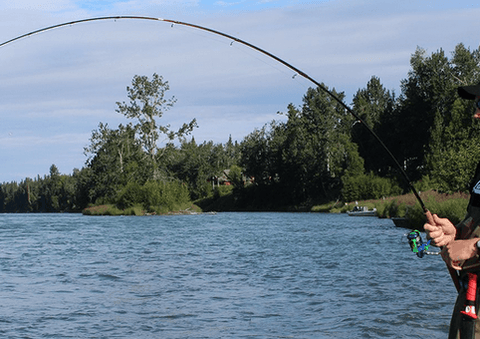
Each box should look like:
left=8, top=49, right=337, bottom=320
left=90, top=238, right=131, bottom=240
left=441, top=238, right=479, bottom=270
left=423, top=212, right=456, bottom=247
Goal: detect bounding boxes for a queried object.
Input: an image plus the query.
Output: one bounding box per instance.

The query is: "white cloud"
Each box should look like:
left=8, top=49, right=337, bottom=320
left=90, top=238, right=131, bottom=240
left=215, top=1, right=244, bottom=7
left=0, top=132, right=87, bottom=149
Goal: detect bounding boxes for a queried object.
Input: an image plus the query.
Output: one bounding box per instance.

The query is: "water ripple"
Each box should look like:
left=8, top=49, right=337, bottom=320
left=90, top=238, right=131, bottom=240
left=0, top=212, right=456, bottom=338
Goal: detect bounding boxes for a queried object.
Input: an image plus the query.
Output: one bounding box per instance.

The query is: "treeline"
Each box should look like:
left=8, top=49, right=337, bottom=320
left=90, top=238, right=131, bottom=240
left=1, top=43, right=480, bottom=213
left=0, top=137, right=242, bottom=213
left=0, top=165, right=84, bottom=212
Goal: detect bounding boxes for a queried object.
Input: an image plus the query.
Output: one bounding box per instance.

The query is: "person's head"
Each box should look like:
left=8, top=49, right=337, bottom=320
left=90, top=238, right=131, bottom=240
left=458, top=83, right=480, bottom=119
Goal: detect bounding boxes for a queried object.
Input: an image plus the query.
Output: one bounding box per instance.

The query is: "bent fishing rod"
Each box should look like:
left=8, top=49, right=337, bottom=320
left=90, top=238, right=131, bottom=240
left=0, top=15, right=426, bottom=211
left=0, top=15, right=459, bottom=289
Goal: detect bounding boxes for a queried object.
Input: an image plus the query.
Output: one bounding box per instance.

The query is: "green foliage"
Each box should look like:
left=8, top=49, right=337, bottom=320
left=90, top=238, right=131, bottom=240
left=116, top=73, right=197, bottom=179
left=82, top=204, right=125, bottom=216
left=80, top=74, right=207, bottom=211
left=213, top=185, right=234, bottom=199
left=240, top=122, right=280, bottom=187
left=169, top=138, right=241, bottom=201
left=142, top=180, right=164, bottom=207
left=429, top=140, right=480, bottom=192
left=413, top=175, right=437, bottom=192
left=326, top=190, right=469, bottom=229
left=377, top=199, right=408, bottom=219
left=241, top=85, right=361, bottom=204
left=401, top=45, right=480, bottom=186
left=0, top=165, right=86, bottom=213
left=116, top=181, right=144, bottom=209
left=227, top=165, right=243, bottom=189
left=84, top=122, right=144, bottom=202
left=427, top=95, right=480, bottom=192
left=341, top=172, right=402, bottom=202
left=117, top=74, right=178, bottom=153
left=420, top=192, right=469, bottom=225
left=115, top=179, right=191, bottom=212
left=351, top=76, right=396, bottom=176
left=371, top=191, right=468, bottom=229
left=389, top=195, right=468, bottom=230
left=123, top=205, right=146, bottom=216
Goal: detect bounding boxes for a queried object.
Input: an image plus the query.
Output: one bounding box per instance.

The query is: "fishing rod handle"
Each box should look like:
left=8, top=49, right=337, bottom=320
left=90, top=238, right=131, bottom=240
left=425, top=210, right=461, bottom=292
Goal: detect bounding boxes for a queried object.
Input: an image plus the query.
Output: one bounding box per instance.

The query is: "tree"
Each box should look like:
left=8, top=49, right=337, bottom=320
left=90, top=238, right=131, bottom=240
left=411, top=44, right=480, bottom=191
left=224, top=135, right=241, bottom=168
left=169, top=138, right=241, bottom=200
left=240, top=84, right=365, bottom=204
left=169, top=138, right=213, bottom=200
left=426, top=46, right=480, bottom=191
left=390, top=47, right=455, bottom=183
left=351, top=76, right=396, bottom=176
left=277, top=86, right=357, bottom=201
left=84, top=122, right=144, bottom=203
left=116, top=73, right=198, bottom=179
left=83, top=74, right=201, bottom=205
left=241, top=125, right=269, bottom=186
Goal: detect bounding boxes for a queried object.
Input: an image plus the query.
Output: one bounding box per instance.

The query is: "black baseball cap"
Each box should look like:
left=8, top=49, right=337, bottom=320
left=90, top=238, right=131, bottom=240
left=458, top=83, right=480, bottom=100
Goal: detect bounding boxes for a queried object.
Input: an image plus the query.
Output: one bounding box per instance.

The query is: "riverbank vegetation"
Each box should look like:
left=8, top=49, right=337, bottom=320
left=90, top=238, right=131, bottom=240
left=316, top=190, right=469, bottom=229
left=1, top=43, right=479, bottom=221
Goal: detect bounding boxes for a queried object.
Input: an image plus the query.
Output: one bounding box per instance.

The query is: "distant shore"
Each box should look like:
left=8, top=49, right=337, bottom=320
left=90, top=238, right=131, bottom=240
left=82, top=190, right=470, bottom=231
left=82, top=203, right=203, bottom=216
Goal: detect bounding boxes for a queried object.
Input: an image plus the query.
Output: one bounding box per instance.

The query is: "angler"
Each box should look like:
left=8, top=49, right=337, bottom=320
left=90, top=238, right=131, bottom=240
left=425, top=83, right=480, bottom=339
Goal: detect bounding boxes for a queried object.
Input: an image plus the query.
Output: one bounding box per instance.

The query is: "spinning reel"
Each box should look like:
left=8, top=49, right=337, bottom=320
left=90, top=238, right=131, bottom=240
left=406, top=229, right=439, bottom=257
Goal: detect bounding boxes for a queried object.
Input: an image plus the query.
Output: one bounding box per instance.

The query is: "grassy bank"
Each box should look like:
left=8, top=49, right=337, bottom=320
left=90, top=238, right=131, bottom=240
left=312, top=190, right=470, bottom=229
left=82, top=203, right=202, bottom=216
left=84, top=189, right=469, bottom=231
left=197, top=187, right=469, bottom=230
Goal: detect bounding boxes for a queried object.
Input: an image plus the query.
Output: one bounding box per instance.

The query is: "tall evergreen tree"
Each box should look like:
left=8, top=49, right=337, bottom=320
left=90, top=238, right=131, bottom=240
left=278, top=86, right=358, bottom=201
left=351, top=76, right=396, bottom=176
left=426, top=44, right=480, bottom=191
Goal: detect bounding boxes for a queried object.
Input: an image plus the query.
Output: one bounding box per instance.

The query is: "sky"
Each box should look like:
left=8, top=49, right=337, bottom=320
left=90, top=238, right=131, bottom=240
left=0, top=0, right=479, bottom=183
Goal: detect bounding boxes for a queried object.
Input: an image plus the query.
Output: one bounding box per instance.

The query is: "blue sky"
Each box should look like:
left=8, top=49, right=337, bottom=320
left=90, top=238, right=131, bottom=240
left=0, top=0, right=479, bottom=182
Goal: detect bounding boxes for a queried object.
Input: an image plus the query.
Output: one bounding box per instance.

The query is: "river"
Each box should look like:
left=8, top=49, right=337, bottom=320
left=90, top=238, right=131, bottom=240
left=0, top=212, right=456, bottom=338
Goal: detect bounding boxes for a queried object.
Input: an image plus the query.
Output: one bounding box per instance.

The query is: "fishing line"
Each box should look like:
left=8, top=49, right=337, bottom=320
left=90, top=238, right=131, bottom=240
left=225, top=38, right=297, bottom=80
left=169, top=22, right=307, bottom=93
left=230, top=42, right=295, bottom=80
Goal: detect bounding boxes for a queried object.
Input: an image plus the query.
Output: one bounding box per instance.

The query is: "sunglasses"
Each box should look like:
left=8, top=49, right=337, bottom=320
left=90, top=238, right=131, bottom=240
left=475, top=100, right=480, bottom=110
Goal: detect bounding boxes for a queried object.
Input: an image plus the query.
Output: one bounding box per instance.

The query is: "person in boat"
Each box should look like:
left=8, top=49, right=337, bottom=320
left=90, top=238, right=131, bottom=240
left=425, top=83, right=480, bottom=338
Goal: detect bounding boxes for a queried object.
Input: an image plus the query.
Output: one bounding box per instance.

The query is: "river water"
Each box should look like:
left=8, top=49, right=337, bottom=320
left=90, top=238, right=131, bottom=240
left=0, top=212, right=456, bottom=338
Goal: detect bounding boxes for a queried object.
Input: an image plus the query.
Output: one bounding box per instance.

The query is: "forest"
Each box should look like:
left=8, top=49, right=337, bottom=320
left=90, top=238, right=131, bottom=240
left=1, top=43, right=480, bottom=213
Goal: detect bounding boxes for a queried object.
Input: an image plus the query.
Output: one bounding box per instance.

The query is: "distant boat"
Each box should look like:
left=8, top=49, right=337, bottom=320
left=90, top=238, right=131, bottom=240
left=347, top=206, right=377, bottom=217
